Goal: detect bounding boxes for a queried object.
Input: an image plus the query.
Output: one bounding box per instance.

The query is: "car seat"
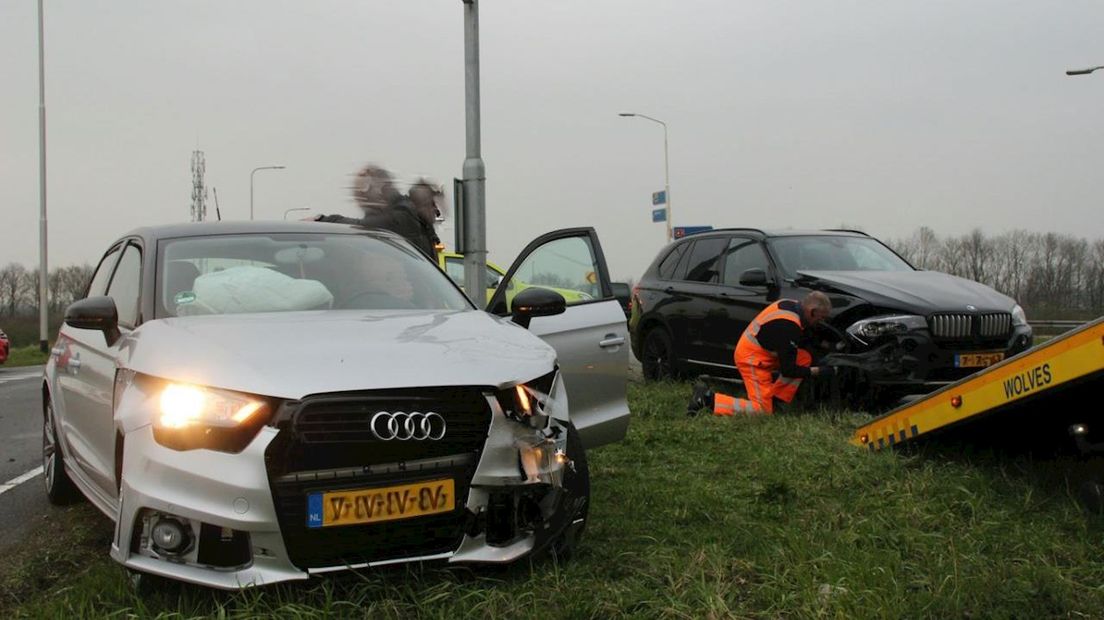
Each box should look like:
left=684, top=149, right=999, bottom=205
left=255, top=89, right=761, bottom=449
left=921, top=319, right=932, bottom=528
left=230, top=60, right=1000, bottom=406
left=163, top=261, right=200, bottom=315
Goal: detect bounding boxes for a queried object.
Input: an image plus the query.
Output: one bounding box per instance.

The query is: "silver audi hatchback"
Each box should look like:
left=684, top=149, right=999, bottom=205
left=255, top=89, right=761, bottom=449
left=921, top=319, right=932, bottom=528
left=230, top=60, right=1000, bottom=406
left=42, top=221, right=629, bottom=589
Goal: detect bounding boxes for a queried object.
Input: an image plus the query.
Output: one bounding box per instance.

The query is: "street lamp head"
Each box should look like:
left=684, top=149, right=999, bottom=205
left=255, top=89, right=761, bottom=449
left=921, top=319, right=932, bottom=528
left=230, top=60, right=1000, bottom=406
left=1066, top=66, right=1102, bottom=76
left=618, top=112, right=636, bottom=117
left=273, top=165, right=286, bottom=169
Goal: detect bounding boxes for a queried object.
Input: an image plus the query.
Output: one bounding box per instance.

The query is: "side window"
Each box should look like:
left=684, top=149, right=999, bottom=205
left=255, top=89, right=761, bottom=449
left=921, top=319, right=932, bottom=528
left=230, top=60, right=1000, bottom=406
left=505, top=236, right=600, bottom=310
left=86, top=246, right=121, bottom=298
left=444, top=258, right=504, bottom=290
left=682, top=238, right=728, bottom=283
left=107, top=244, right=142, bottom=328
left=656, top=244, right=687, bottom=280
left=722, top=239, right=770, bottom=286
left=444, top=258, right=464, bottom=284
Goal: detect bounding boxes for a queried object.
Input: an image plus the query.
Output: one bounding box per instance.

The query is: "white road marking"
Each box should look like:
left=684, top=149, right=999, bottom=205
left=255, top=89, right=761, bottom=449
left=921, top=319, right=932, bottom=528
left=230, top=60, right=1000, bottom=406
left=0, top=370, right=41, bottom=386
left=0, top=466, right=43, bottom=496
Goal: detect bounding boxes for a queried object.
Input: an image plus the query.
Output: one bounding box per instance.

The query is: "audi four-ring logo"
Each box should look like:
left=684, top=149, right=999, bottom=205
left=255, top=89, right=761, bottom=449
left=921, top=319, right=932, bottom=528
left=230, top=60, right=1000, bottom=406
left=369, top=411, right=447, bottom=441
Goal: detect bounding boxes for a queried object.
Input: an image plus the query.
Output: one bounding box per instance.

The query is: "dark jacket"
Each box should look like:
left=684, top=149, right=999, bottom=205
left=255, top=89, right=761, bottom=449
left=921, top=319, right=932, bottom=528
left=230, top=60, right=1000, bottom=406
left=317, top=196, right=437, bottom=259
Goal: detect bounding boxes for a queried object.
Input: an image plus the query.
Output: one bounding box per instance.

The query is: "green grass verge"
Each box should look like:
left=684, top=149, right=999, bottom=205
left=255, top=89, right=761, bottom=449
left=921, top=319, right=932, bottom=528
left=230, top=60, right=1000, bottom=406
left=6, top=381, right=1104, bottom=618
left=3, top=345, right=48, bottom=368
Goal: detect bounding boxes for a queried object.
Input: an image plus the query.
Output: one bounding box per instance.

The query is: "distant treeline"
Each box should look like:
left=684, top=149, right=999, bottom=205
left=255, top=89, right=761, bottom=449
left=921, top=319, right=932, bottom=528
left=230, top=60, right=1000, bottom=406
left=885, top=227, right=1104, bottom=320
left=0, top=263, right=94, bottom=346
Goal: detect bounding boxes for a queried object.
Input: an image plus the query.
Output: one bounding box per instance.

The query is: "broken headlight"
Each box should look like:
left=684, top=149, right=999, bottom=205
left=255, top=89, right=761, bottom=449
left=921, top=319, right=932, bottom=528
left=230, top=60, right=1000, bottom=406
left=846, top=314, right=927, bottom=346
left=495, top=370, right=558, bottom=429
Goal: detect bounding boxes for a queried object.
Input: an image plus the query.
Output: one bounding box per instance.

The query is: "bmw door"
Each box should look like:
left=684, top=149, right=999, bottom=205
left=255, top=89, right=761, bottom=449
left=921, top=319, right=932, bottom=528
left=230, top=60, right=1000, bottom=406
left=708, top=237, right=775, bottom=368
left=488, top=228, right=629, bottom=448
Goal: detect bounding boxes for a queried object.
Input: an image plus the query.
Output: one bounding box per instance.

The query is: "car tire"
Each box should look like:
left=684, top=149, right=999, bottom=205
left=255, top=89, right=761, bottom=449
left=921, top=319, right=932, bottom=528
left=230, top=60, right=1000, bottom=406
left=43, top=398, right=81, bottom=505
left=641, top=327, right=679, bottom=382
left=545, top=423, right=590, bottom=563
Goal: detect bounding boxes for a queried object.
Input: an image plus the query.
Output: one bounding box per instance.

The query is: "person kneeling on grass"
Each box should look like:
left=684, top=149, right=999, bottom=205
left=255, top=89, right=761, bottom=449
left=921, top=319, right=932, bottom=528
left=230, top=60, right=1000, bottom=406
left=688, top=291, right=837, bottom=416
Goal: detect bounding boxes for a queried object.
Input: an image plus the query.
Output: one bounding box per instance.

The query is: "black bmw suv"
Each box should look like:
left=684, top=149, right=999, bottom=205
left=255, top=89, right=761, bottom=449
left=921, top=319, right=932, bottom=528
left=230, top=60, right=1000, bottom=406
left=629, top=229, right=1033, bottom=401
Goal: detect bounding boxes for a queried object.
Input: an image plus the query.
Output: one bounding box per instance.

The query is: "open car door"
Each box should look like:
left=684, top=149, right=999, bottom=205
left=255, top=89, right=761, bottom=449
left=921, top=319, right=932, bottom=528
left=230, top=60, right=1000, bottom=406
left=488, top=228, right=630, bottom=448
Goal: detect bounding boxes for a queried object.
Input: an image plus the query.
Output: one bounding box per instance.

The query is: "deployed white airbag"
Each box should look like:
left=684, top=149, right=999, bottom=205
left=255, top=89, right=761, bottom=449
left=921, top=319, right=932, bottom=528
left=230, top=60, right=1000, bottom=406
left=177, top=265, right=333, bottom=315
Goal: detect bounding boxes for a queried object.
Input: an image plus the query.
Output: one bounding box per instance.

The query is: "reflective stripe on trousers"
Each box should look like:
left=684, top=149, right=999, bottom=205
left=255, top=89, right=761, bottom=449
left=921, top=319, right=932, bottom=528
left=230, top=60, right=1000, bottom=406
left=713, top=349, right=812, bottom=416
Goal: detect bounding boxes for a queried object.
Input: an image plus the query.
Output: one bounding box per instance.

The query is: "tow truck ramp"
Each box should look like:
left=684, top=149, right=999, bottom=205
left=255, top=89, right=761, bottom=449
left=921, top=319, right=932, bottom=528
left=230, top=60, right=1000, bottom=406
left=853, top=317, right=1104, bottom=452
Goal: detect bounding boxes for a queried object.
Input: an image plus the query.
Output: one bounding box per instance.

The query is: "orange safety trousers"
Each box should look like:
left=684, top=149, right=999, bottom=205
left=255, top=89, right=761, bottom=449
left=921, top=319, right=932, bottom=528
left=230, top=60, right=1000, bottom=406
left=714, top=299, right=811, bottom=416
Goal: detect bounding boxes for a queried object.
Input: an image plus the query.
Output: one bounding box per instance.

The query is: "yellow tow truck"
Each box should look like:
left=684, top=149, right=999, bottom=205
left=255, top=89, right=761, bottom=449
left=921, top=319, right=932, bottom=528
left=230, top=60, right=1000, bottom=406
left=852, top=317, right=1104, bottom=452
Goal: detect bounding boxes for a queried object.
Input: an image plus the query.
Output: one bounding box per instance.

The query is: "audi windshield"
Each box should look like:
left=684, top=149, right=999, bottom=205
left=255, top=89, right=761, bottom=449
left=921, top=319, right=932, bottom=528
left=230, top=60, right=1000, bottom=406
left=768, top=235, right=914, bottom=278
left=156, top=233, right=471, bottom=316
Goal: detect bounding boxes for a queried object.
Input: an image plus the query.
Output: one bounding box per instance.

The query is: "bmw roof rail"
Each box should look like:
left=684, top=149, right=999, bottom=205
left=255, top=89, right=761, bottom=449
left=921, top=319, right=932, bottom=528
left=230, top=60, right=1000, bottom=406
left=713, top=227, right=767, bottom=236
left=823, top=228, right=870, bottom=236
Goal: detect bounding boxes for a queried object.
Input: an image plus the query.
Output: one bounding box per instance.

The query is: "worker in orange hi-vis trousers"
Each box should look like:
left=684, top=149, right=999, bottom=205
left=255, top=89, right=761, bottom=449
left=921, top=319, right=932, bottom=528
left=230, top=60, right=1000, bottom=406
left=687, top=291, right=837, bottom=416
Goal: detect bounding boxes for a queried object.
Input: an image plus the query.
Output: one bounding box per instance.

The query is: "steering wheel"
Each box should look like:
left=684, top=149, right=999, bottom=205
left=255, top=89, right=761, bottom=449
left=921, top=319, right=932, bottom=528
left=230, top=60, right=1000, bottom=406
left=339, top=290, right=416, bottom=310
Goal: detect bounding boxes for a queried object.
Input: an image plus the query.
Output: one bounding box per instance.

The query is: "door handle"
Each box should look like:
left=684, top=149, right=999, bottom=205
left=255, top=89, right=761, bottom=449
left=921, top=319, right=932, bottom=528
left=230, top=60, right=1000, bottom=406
left=599, top=336, right=626, bottom=348
left=664, top=286, right=674, bottom=294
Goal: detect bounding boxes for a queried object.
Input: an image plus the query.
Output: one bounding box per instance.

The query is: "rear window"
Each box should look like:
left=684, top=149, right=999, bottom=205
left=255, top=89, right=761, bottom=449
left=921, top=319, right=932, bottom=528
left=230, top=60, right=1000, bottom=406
left=656, top=244, right=687, bottom=280
left=682, top=238, right=728, bottom=283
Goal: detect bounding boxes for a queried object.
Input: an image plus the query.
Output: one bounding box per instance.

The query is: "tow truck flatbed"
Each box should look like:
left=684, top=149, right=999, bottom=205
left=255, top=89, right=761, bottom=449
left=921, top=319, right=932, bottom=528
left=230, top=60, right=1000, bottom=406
left=853, top=317, right=1104, bottom=451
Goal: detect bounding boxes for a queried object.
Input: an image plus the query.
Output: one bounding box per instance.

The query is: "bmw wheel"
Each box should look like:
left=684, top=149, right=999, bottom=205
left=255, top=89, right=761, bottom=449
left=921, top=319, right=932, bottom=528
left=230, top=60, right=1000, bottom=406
left=641, top=328, right=678, bottom=381
left=43, top=398, right=81, bottom=505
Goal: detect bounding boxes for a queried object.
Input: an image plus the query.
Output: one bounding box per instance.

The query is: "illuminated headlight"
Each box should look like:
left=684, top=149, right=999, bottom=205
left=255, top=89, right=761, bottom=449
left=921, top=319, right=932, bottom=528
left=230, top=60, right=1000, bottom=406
left=846, top=314, right=927, bottom=345
left=157, top=383, right=265, bottom=429
left=1011, top=304, right=1027, bottom=327
left=496, top=371, right=557, bottom=429
left=152, top=382, right=271, bottom=452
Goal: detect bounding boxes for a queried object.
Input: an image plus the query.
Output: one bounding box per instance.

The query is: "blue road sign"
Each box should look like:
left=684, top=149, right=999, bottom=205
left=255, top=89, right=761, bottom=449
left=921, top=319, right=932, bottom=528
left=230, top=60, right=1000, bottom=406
left=652, top=208, right=667, bottom=222
left=674, top=226, right=712, bottom=238
left=652, top=190, right=667, bottom=205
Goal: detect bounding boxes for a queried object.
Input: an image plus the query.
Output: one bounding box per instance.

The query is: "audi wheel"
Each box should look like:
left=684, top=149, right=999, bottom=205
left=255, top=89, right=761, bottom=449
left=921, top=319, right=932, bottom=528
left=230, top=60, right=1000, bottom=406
left=641, top=328, right=679, bottom=382
left=43, top=397, right=81, bottom=505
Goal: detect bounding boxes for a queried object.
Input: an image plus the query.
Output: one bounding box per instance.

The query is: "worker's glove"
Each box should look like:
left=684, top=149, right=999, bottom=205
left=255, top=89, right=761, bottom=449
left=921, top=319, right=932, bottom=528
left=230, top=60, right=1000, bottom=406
left=817, top=365, right=837, bottom=379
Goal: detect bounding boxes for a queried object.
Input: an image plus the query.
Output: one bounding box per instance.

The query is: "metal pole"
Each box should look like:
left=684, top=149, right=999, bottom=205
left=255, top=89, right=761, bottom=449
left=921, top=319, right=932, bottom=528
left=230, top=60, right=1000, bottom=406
left=250, top=165, right=285, bottom=220
left=663, top=123, right=671, bottom=243
left=619, top=113, right=671, bottom=243
left=462, top=0, right=487, bottom=305
left=37, top=0, right=48, bottom=353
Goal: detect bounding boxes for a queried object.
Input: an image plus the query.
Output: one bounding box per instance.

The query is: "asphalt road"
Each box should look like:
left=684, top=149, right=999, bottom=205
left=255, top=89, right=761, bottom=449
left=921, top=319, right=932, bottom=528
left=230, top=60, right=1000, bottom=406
left=0, top=365, right=48, bottom=553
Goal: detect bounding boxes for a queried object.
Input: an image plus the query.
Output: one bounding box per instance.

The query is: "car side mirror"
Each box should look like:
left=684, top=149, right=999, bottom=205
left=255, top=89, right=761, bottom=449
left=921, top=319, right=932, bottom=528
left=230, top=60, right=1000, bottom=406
left=739, top=268, right=770, bottom=287
left=511, top=287, right=566, bottom=329
left=610, top=282, right=631, bottom=318
left=65, top=296, right=121, bottom=345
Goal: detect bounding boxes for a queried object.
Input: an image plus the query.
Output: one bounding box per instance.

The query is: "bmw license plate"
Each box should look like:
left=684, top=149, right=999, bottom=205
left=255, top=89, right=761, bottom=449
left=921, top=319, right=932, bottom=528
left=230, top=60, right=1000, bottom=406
left=955, top=352, right=1004, bottom=368
left=306, top=479, right=455, bottom=528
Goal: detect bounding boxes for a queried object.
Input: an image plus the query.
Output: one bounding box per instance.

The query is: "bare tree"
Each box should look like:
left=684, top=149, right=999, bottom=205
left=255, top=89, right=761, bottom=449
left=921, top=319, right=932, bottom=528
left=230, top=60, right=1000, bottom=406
left=0, top=263, right=28, bottom=317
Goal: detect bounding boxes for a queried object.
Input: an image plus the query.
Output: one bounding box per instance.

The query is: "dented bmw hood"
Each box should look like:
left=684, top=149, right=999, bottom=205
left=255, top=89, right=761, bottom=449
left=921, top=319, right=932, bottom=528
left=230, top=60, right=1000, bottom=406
left=118, top=309, right=555, bottom=399
left=796, top=270, right=1016, bottom=315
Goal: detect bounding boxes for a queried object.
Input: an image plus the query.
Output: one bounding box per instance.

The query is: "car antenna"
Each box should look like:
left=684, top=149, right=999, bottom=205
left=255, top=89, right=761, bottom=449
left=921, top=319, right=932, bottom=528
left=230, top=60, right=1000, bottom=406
left=212, top=187, right=222, bottom=221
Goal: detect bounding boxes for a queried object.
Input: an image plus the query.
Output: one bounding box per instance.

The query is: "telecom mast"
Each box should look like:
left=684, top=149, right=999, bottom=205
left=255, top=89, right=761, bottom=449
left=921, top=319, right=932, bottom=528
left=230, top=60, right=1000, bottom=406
left=190, top=150, right=208, bottom=221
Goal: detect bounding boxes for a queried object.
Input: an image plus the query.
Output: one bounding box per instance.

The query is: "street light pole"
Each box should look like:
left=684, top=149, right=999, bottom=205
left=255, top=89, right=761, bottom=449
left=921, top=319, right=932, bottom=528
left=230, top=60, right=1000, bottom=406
left=1066, top=66, right=1104, bottom=76
left=37, top=0, right=48, bottom=353
left=250, top=165, right=285, bottom=220
left=619, top=112, right=672, bottom=243
left=461, top=0, right=487, bottom=302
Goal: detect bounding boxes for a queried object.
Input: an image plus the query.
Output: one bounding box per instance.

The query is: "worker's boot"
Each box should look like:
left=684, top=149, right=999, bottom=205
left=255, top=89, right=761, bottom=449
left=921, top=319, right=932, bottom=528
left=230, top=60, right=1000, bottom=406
left=687, top=381, right=714, bottom=417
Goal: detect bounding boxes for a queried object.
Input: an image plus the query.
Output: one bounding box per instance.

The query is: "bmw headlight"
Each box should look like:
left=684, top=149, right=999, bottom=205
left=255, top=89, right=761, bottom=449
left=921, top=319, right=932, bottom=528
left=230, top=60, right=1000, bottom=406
left=1011, top=304, right=1027, bottom=327
left=153, top=382, right=271, bottom=452
left=846, top=314, right=928, bottom=345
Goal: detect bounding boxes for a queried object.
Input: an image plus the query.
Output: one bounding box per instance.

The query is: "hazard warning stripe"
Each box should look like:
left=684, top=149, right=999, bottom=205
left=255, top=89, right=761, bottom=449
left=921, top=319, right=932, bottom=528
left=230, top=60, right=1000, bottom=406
left=853, top=317, right=1104, bottom=451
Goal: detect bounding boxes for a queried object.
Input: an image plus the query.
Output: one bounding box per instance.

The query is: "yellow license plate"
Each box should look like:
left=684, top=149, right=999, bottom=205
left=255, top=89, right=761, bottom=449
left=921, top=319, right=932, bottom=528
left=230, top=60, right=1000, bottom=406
left=306, top=479, right=455, bottom=529
left=955, top=352, right=1005, bottom=368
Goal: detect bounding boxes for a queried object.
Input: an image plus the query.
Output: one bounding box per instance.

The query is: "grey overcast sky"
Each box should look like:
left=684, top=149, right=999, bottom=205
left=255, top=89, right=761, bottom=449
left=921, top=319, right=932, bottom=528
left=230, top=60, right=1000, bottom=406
left=2, top=1, right=1102, bottom=280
